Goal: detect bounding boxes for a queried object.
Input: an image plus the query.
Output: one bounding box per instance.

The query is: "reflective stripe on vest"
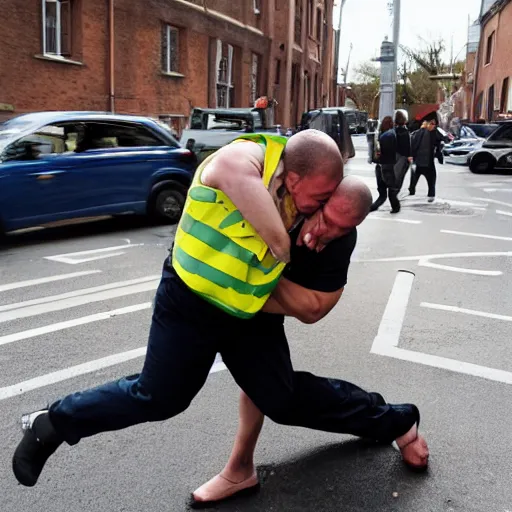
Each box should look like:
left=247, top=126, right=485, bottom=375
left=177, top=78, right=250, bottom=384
left=172, top=133, right=289, bottom=319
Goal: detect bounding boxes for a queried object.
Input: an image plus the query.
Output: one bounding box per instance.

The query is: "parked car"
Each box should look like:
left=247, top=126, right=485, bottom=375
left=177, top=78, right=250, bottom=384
left=462, top=122, right=498, bottom=139
left=469, top=121, right=512, bottom=173
left=0, top=112, right=197, bottom=235
left=443, top=126, right=484, bottom=165
left=180, top=107, right=278, bottom=164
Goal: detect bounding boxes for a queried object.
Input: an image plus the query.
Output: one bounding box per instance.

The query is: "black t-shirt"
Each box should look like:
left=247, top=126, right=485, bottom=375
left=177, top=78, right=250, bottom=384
left=282, top=226, right=357, bottom=292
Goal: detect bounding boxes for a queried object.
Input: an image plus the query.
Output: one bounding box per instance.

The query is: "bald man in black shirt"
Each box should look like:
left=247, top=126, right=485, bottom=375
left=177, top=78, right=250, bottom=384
left=191, top=178, right=429, bottom=507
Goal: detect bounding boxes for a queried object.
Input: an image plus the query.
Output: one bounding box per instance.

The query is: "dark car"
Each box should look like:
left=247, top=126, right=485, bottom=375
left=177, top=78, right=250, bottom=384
left=0, top=112, right=197, bottom=235
left=469, top=121, right=512, bottom=173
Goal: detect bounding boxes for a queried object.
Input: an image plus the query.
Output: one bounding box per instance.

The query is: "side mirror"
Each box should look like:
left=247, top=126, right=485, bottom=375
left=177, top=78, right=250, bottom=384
left=185, top=138, right=196, bottom=152
left=2, top=142, right=33, bottom=162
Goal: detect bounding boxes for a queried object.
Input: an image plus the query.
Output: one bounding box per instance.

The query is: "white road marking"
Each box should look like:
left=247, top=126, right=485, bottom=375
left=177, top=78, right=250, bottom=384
left=0, top=271, right=101, bottom=293
left=497, top=210, right=512, bottom=217
left=0, top=350, right=227, bottom=401
left=0, top=303, right=152, bottom=347
left=484, top=188, right=512, bottom=193
left=471, top=197, right=512, bottom=209
left=358, top=251, right=512, bottom=263
left=371, top=274, right=512, bottom=386
left=0, top=276, right=159, bottom=323
left=440, top=229, right=512, bottom=242
left=371, top=271, right=415, bottom=352
left=45, top=244, right=143, bottom=264
left=421, top=302, right=512, bottom=322
left=357, top=251, right=511, bottom=276
left=435, top=198, right=488, bottom=209
left=417, top=258, right=501, bottom=276
left=367, top=216, right=422, bottom=225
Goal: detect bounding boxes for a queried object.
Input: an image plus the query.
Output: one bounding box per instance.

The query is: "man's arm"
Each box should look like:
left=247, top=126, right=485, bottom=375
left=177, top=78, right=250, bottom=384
left=262, top=277, right=343, bottom=324
left=201, top=141, right=291, bottom=263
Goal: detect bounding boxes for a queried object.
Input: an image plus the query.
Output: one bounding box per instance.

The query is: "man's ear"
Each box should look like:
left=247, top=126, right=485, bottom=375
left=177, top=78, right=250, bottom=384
left=285, top=171, right=301, bottom=191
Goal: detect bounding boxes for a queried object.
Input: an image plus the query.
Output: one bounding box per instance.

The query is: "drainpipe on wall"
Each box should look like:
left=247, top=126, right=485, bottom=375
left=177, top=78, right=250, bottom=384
left=109, top=0, right=115, bottom=113
left=283, top=0, right=295, bottom=129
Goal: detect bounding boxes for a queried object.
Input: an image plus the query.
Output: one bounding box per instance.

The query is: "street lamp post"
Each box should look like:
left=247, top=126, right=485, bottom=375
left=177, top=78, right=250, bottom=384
left=376, top=38, right=395, bottom=121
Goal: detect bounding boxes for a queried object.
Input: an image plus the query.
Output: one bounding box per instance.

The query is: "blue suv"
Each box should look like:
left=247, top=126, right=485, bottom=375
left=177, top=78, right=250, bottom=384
left=0, top=112, right=197, bottom=235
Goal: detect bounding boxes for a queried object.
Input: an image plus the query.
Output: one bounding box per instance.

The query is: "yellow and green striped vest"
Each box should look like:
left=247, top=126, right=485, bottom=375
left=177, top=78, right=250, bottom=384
left=172, top=133, right=289, bottom=319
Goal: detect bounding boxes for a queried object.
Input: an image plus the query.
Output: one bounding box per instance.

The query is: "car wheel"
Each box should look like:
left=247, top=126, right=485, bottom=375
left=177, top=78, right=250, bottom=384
left=469, top=153, right=495, bottom=174
left=151, top=186, right=186, bottom=224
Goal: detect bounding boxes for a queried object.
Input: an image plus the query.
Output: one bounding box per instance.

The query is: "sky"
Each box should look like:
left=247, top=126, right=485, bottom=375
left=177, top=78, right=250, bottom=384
left=334, top=0, right=482, bottom=82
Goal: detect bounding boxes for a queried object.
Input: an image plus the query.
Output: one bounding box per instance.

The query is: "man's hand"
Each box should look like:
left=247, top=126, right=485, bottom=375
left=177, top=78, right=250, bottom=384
left=296, top=211, right=327, bottom=252
left=202, top=141, right=291, bottom=263
left=262, top=277, right=343, bottom=324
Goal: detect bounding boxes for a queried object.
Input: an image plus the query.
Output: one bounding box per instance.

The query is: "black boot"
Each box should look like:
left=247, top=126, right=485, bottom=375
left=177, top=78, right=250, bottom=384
left=13, top=410, right=63, bottom=486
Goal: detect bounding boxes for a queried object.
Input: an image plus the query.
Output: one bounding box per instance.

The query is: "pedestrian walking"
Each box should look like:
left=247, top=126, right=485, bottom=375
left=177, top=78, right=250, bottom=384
left=370, top=116, right=400, bottom=213
left=409, top=119, right=444, bottom=202
left=394, top=111, right=413, bottom=193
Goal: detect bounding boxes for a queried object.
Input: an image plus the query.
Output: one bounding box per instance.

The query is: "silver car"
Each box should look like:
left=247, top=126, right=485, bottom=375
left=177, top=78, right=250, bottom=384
left=443, top=126, right=484, bottom=165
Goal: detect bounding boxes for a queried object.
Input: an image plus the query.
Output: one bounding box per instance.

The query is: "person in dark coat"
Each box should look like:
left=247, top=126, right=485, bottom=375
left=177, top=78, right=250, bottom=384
left=370, top=116, right=400, bottom=213
left=410, top=119, right=443, bottom=202
left=394, top=111, right=413, bottom=192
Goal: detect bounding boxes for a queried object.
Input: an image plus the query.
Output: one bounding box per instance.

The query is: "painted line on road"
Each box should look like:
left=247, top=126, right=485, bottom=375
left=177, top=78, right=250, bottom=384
left=371, top=274, right=512, bottom=386
left=440, top=229, right=512, bottom=242
left=497, top=210, right=512, bottom=217
left=0, top=271, right=101, bottom=293
left=371, top=271, right=415, bottom=352
left=421, top=302, right=512, bottom=322
left=45, top=244, right=144, bottom=264
left=0, top=303, right=152, bottom=347
left=470, top=197, right=512, bottom=209
left=0, top=350, right=227, bottom=401
left=483, top=188, right=512, bottom=193
left=0, top=276, right=160, bottom=323
left=367, top=216, right=422, bottom=225
left=356, top=251, right=511, bottom=276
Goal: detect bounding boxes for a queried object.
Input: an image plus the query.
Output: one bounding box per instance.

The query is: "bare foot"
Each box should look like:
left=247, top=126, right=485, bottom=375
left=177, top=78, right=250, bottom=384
left=191, top=470, right=259, bottom=506
left=395, top=424, right=429, bottom=470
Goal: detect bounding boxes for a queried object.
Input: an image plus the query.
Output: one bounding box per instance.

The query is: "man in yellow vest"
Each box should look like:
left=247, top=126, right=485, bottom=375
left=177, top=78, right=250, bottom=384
left=13, top=129, right=345, bottom=487
left=191, top=177, right=429, bottom=507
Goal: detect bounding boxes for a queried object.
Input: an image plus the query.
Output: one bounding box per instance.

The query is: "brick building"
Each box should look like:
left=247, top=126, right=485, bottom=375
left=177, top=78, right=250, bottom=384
left=0, top=0, right=336, bottom=132
left=468, top=0, right=512, bottom=121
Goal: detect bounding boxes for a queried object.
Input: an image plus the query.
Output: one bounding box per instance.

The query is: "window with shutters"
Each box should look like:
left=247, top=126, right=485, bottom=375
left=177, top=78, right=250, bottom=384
left=216, top=40, right=234, bottom=108
left=42, top=0, right=72, bottom=56
left=162, top=25, right=180, bottom=73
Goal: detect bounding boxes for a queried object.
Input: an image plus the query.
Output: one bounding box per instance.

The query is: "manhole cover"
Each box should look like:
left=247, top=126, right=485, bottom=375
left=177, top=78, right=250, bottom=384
left=407, top=202, right=475, bottom=216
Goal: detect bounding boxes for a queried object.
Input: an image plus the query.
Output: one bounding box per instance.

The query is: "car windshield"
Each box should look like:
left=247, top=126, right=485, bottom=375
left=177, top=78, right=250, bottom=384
left=468, top=124, right=498, bottom=138
left=0, top=118, right=37, bottom=152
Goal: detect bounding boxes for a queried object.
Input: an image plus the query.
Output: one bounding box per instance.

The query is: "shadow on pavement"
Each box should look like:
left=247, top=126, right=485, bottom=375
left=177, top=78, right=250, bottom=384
left=200, top=439, right=429, bottom=512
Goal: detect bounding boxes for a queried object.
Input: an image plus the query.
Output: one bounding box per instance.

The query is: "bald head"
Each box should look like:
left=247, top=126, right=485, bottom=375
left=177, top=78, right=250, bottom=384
left=283, top=129, right=343, bottom=181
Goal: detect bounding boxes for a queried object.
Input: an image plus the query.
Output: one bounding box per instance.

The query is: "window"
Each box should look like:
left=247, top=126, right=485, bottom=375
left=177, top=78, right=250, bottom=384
left=501, top=77, right=509, bottom=113
left=316, top=8, right=322, bottom=41
left=253, top=0, right=261, bottom=14
left=216, top=40, right=234, bottom=108
left=162, top=25, right=180, bottom=73
left=294, top=0, right=302, bottom=45
left=304, top=72, right=310, bottom=112
left=490, top=124, right=512, bottom=142
left=42, top=0, right=72, bottom=56
left=487, top=84, right=495, bottom=121
left=81, top=123, right=164, bottom=150
left=485, top=31, right=495, bottom=65
left=274, top=59, right=281, bottom=85
left=4, top=123, right=82, bottom=161
left=250, top=53, right=260, bottom=105
left=308, top=0, right=314, bottom=35
left=475, top=92, right=483, bottom=119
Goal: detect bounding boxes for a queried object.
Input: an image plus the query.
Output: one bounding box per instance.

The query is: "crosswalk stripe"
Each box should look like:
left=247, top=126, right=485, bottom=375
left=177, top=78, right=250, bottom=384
left=0, top=303, right=152, bottom=347
left=0, top=278, right=159, bottom=323
left=0, top=271, right=101, bottom=294
left=0, top=275, right=159, bottom=314
left=0, top=350, right=227, bottom=401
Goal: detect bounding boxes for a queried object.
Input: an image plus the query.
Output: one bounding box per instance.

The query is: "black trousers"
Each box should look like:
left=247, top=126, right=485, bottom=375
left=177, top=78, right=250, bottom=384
left=49, top=267, right=418, bottom=446
left=410, top=165, right=437, bottom=197
left=371, top=164, right=400, bottom=212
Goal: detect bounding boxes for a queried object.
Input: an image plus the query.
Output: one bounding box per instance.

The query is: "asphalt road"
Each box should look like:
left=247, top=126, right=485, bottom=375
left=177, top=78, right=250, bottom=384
left=1, top=136, right=512, bottom=512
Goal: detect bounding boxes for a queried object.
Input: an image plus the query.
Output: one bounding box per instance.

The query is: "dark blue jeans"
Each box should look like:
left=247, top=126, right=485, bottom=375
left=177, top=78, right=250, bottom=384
left=49, top=267, right=418, bottom=445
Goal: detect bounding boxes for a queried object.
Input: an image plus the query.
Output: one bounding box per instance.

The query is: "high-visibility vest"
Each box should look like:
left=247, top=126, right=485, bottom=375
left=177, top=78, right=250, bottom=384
left=172, top=133, right=291, bottom=319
